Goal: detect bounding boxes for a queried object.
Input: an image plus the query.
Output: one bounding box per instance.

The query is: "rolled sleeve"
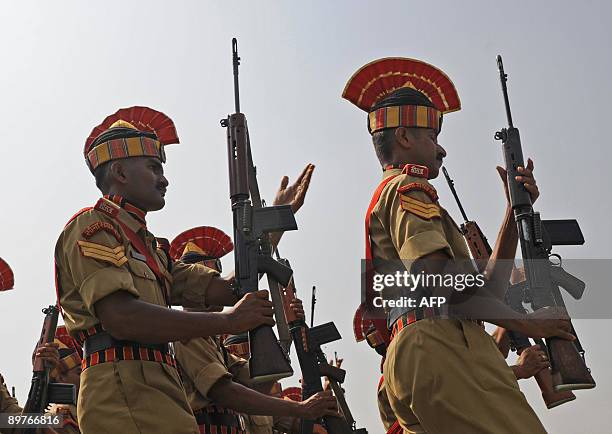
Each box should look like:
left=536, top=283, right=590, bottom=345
left=399, top=230, right=453, bottom=260
left=193, top=363, right=233, bottom=398
left=174, top=338, right=232, bottom=400
left=170, top=262, right=219, bottom=308
left=80, top=267, right=139, bottom=313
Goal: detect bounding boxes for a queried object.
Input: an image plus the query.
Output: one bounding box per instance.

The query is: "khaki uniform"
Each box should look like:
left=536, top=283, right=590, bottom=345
left=55, top=198, right=218, bottom=434
left=174, top=337, right=247, bottom=433
left=0, top=374, right=21, bottom=414
left=377, top=377, right=396, bottom=432
left=242, top=415, right=274, bottom=434
left=372, top=169, right=547, bottom=434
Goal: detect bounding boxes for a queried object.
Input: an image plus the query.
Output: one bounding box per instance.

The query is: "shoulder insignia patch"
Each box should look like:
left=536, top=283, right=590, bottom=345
left=82, top=221, right=122, bottom=243
left=397, top=182, right=439, bottom=202
left=402, top=164, right=429, bottom=178
left=94, top=198, right=120, bottom=218
left=399, top=195, right=441, bottom=220
left=77, top=240, right=127, bottom=267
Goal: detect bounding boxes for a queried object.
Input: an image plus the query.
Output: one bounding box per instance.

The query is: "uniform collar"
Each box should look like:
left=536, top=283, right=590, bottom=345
left=383, top=163, right=429, bottom=178
left=100, top=195, right=147, bottom=233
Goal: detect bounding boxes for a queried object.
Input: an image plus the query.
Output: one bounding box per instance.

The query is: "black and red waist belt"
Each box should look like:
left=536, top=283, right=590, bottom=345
left=389, top=307, right=484, bottom=342
left=193, top=406, right=245, bottom=433
left=390, top=306, right=447, bottom=341
left=78, top=325, right=175, bottom=370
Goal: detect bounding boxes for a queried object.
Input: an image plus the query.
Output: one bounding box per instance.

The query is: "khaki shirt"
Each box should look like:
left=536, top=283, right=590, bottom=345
left=54, top=198, right=218, bottom=434
left=55, top=198, right=218, bottom=333
left=370, top=168, right=470, bottom=263
left=244, top=415, right=274, bottom=434
left=174, top=336, right=247, bottom=411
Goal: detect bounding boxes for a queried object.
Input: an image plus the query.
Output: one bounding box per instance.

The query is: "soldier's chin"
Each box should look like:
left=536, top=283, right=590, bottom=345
left=429, top=166, right=440, bottom=179
left=148, top=196, right=166, bottom=211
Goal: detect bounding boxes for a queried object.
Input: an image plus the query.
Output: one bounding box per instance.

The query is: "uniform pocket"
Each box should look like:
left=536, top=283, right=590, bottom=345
left=126, top=256, right=156, bottom=281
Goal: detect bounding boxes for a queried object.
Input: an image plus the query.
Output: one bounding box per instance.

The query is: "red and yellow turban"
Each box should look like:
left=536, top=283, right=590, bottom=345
left=84, top=106, right=179, bottom=172
left=0, top=257, right=14, bottom=292
left=342, top=57, right=461, bottom=134
left=170, top=226, right=234, bottom=262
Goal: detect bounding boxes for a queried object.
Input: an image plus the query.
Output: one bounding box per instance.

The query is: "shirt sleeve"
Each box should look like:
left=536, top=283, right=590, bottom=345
left=227, top=356, right=251, bottom=386
left=381, top=178, right=454, bottom=260
left=59, top=213, right=140, bottom=315
left=174, top=338, right=232, bottom=399
left=169, top=261, right=219, bottom=308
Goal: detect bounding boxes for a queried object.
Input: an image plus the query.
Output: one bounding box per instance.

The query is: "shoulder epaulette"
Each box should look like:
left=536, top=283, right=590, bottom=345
left=397, top=183, right=440, bottom=220
left=82, top=221, right=123, bottom=243
left=397, top=182, right=438, bottom=202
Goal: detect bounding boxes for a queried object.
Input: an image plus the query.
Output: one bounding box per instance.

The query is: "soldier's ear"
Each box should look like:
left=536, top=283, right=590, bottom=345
left=395, top=127, right=414, bottom=150
left=108, top=161, right=128, bottom=185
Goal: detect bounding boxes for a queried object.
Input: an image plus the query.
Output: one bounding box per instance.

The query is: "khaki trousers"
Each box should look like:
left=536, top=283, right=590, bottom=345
left=383, top=319, right=547, bottom=434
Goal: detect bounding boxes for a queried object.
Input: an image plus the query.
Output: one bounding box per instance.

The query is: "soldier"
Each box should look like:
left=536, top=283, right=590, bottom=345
left=55, top=106, right=276, bottom=433
left=342, top=58, right=574, bottom=433
left=45, top=326, right=83, bottom=434
left=171, top=226, right=337, bottom=434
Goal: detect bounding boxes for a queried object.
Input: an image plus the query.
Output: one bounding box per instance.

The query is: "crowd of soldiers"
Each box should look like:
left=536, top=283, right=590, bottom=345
left=0, top=55, right=577, bottom=434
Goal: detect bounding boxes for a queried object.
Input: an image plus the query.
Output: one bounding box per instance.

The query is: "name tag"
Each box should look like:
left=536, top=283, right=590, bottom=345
left=131, top=250, right=147, bottom=262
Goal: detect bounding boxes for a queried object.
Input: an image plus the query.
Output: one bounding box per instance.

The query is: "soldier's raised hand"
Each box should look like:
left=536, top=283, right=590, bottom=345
left=33, top=342, right=60, bottom=370
left=227, top=290, right=275, bottom=333
left=496, top=157, right=539, bottom=204
left=520, top=307, right=575, bottom=340
left=514, top=345, right=550, bottom=379
left=290, top=297, right=305, bottom=321
left=297, top=390, right=340, bottom=419
left=273, top=164, right=315, bottom=214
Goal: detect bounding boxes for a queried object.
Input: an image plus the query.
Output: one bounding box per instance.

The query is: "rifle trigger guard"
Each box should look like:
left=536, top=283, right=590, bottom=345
left=549, top=253, right=562, bottom=266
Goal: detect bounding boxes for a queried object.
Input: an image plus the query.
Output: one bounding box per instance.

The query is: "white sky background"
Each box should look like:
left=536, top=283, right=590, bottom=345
left=1, top=1, right=611, bottom=432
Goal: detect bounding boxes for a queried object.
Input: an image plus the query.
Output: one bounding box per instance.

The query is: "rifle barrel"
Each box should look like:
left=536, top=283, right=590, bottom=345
left=310, top=286, right=316, bottom=328
left=442, top=167, right=469, bottom=222
left=496, top=55, right=514, bottom=128
left=232, top=38, right=240, bottom=113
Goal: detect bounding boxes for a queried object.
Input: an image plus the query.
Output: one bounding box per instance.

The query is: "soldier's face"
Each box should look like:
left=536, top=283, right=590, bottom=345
left=121, top=157, right=169, bottom=211
left=407, top=128, right=446, bottom=179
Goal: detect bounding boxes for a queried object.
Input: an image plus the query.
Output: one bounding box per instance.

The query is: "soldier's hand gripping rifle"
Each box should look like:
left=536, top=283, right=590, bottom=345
left=277, top=256, right=367, bottom=434
left=493, top=55, right=595, bottom=392
left=443, top=168, right=576, bottom=408
left=20, top=306, right=75, bottom=433
left=221, top=38, right=296, bottom=382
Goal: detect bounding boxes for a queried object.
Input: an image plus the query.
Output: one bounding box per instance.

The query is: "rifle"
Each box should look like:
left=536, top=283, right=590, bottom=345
left=21, top=306, right=75, bottom=431
left=443, top=167, right=576, bottom=408
left=221, top=38, right=296, bottom=382
left=493, top=55, right=595, bottom=392
left=278, top=256, right=367, bottom=434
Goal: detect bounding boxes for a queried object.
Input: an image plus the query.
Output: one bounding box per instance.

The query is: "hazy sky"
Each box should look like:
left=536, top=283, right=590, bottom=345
left=1, top=1, right=610, bottom=433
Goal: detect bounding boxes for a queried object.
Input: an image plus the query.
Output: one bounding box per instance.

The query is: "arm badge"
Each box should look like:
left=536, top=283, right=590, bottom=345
left=397, top=183, right=441, bottom=220
left=77, top=240, right=128, bottom=267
